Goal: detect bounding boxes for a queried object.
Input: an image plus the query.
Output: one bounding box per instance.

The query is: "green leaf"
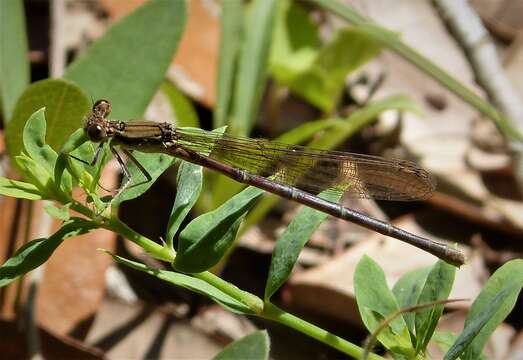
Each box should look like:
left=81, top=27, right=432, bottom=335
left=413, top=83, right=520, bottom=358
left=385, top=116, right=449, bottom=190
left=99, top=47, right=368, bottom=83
left=55, top=129, right=91, bottom=193
left=43, top=202, right=71, bottom=221
left=230, top=0, right=278, bottom=136
left=446, top=259, right=523, bottom=360
left=22, top=108, right=58, bottom=171
left=264, top=190, right=342, bottom=301
left=5, top=79, right=90, bottom=161
left=0, top=0, right=30, bottom=121
left=214, top=0, right=243, bottom=129
left=269, top=0, right=319, bottom=70
left=274, top=118, right=346, bottom=144
left=106, top=251, right=253, bottom=315
left=414, top=260, right=456, bottom=353
left=392, top=267, right=431, bottom=336
left=354, top=256, right=412, bottom=354
left=446, top=286, right=512, bottom=360
left=272, top=27, right=381, bottom=111
left=174, top=186, right=264, bottom=273
left=112, top=152, right=175, bottom=206
left=166, top=161, right=203, bottom=246
left=213, top=330, right=270, bottom=360
left=307, top=95, right=422, bottom=150
left=14, top=153, right=54, bottom=198
left=0, top=177, right=42, bottom=200
left=0, top=218, right=97, bottom=287
left=64, top=0, right=187, bottom=121
left=161, top=81, right=199, bottom=128
left=309, top=0, right=523, bottom=142
left=22, top=107, right=74, bottom=198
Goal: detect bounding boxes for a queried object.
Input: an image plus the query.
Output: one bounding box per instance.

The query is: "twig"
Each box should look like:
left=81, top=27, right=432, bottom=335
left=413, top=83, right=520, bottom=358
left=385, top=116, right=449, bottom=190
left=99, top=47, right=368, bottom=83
left=432, top=0, right=523, bottom=140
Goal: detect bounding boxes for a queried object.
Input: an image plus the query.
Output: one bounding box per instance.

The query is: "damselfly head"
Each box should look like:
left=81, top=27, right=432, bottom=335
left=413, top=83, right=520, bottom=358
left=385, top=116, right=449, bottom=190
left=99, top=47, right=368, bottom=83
left=85, top=121, right=107, bottom=142
left=92, top=99, right=112, bottom=118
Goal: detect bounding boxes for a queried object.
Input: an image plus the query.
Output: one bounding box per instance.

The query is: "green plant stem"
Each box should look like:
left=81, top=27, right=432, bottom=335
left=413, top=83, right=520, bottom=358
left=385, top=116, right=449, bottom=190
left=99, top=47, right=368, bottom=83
left=104, top=218, right=175, bottom=262
left=68, top=201, right=175, bottom=262
left=69, top=201, right=372, bottom=357
left=262, top=302, right=385, bottom=359
left=309, top=0, right=523, bottom=142
left=69, top=199, right=370, bottom=357
left=194, top=271, right=264, bottom=313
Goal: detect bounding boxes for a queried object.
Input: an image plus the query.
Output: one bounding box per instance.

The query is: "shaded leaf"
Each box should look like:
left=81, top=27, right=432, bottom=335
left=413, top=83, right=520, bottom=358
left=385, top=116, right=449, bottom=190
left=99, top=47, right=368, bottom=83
left=414, top=260, right=456, bottom=353
left=106, top=251, right=253, bottom=315
left=214, top=0, right=243, bottom=129
left=64, top=0, right=187, bottom=121
left=0, top=218, right=97, bottom=287
left=43, top=202, right=71, bottom=221
left=161, top=81, right=199, bottom=128
left=174, top=186, right=264, bottom=273
left=0, top=0, right=29, bottom=121
left=0, top=177, right=42, bottom=200
left=166, top=161, right=203, bottom=247
left=231, top=0, right=278, bottom=136
left=354, top=256, right=412, bottom=354
left=446, top=259, right=523, bottom=360
left=14, top=154, right=54, bottom=198
left=6, top=79, right=90, bottom=162
left=213, top=330, right=270, bottom=360
left=272, top=26, right=381, bottom=111
left=392, top=267, right=431, bottom=336
left=112, top=152, right=175, bottom=206
left=265, top=190, right=342, bottom=301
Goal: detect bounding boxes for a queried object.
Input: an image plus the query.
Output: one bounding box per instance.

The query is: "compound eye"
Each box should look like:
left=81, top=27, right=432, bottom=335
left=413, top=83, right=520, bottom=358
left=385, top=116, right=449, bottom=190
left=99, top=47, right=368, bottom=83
left=87, top=124, right=106, bottom=142
left=92, top=99, right=112, bottom=117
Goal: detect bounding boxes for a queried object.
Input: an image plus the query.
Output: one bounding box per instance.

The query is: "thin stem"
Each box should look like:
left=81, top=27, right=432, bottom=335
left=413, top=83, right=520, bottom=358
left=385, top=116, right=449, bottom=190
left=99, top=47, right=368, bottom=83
left=262, top=302, right=385, bottom=359
left=68, top=201, right=175, bottom=262
left=194, top=271, right=264, bottom=313
left=309, top=0, right=523, bottom=142
left=104, top=218, right=175, bottom=262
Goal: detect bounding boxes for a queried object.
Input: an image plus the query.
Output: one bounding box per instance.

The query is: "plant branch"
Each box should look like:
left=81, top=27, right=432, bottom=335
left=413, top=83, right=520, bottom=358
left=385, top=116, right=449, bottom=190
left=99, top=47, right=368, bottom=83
left=308, top=0, right=523, bottom=142
left=262, top=302, right=385, bottom=359
left=194, top=271, right=264, bottom=313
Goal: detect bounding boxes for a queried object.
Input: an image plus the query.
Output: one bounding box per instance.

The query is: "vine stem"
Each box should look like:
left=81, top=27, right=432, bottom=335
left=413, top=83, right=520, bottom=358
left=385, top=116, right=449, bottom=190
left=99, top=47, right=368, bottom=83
left=68, top=202, right=381, bottom=358
left=261, top=302, right=385, bottom=360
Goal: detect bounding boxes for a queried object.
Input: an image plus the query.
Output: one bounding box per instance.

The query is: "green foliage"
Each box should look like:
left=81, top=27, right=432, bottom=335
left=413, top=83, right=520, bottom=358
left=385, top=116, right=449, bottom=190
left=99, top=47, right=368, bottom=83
left=0, top=218, right=96, bottom=287
left=0, top=0, right=29, bottom=121
left=355, top=256, right=413, bottom=355
left=414, top=260, right=456, bottom=353
left=105, top=251, right=254, bottom=315
left=215, top=0, right=243, bottom=129
left=1, top=1, right=521, bottom=358
left=6, top=79, right=90, bottom=163
left=213, top=330, right=270, bottom=360
left=64, top=0, right=187, bottom=121
left=354, top=257, right=522, bottom=359
left=161, top=81, right=199, bottom=128
left=0, top=177, right=41, bottom=200
left=230, top=0, right=279, bottom=136
left=264, top=190, right=342, bottom=301
left=174, top=186, right=264, bottom=273
left=445, top=260, right=523, bottom=360
left=271, top=1, right=382, bottom=111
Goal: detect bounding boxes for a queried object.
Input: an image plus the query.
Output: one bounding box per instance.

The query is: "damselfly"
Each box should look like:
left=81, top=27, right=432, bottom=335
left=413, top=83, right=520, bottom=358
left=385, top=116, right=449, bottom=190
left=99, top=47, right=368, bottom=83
left=83, top=99, right=465, bottom=266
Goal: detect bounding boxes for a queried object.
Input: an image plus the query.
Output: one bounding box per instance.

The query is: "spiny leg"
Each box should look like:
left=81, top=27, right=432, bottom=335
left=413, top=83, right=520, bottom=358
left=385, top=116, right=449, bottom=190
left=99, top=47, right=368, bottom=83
left=111, top=146, right=132, bottom=199
left=123, top=149, right=152, bottom=184
left=69, top=142, right=113, bottom=192
left=109, top=148, right=152, bottom=200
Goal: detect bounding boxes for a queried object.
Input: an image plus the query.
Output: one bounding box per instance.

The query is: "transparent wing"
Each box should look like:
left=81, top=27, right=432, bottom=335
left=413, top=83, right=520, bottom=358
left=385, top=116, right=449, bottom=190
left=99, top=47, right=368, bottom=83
left=175, top=128, right=436, bottom=201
